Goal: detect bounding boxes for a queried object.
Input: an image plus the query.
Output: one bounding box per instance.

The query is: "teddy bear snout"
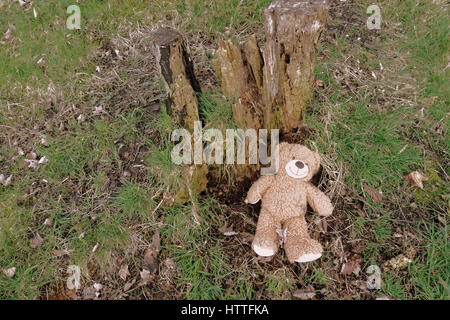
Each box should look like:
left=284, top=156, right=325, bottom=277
left=295, top=161, right=305, bottom=169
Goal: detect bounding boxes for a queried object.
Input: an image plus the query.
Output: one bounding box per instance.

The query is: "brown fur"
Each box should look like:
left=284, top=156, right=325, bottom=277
left=245, top=143, right=333, bottom=263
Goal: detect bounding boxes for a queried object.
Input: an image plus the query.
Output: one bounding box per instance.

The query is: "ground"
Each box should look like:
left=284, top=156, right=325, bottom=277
left=0, top=0, right=448, bottom=300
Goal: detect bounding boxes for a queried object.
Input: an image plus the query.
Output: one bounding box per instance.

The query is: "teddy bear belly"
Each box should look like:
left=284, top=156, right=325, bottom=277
left=261, top=196, right=307, bottom=221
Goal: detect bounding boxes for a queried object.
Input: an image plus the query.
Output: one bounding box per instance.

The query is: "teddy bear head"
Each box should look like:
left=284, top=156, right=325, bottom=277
left=276, top=143, right=321, bottom=181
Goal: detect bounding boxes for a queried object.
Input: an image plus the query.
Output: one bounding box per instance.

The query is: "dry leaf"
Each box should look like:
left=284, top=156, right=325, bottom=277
left=93, top=106, right=103, bottom=115
left=143, top=230, right=160, bottom=274
left=219, top=223, right=238, bottom=236
left=363, top=184, right=383, bottom=203
left=140, top=269, right=152, bottom=285
left=0, top=174, right=12, bottom=186
left=39, top=156, right=49, bottom=164
left=2, top=267, right=16, bottom=278
left=25, top=159, right=39, bottom=169
left=77, top=114, right=86, bottom=123
left=30, top=233, right=44, bottom=248
left=123, top=278, right=136, bottom=292
left=383, top=253, right=413, bottom=272
left=51, top=249, right=73, bottom=257
left=40, top=137, right=49, bottom=146
left=341, top=253, right=362, bottom=276
left=293, top=286, right=316, bottom=300
left=82, top=285, right=96, bottom=300
left=404, top=171, right=428, bottom=189
left=43, top=218, right=52, bottom=226
left=118, top=264, right=130, bottom=281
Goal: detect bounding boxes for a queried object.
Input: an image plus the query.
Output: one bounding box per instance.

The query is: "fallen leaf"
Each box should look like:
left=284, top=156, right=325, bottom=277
left=77, top=114, right=86, bottom=123
left=30, top=233, right=44, bottom=248
left=0, top=174, right=12, bottom=186
left=139, top=269, right=152, bottom=285
left=341, top=253, right=362, bottom=276
left=2, top=267, right=16, bottom=278
left=124, top=278, right=136, bottom=292
left=82, top=285, right=96, bottom=300
left=43, top=218, right=52, bottom=226
left=93, top=283, right=103, bottom=291
left=293, top=286, right=316, bottom=300
left=219, top=223, right=238, bottom=236
left=93, top=106, right=103, bottom=115
left=3, top=28, right=12, bottom=40
left=40, top=137, right=49, bottom=146
left=404, top=171, right=428, bottom=189
left=363, top=184, right=383, bottom=203
left=38, top=156, right=49, bottom=164
left=25, top=159, right=39, bottom=169
left=143, top=230, right=160, bottom=274
left=382, top=254, right=413, bottom=272
left=51, top=249, right=73, bottom=257
left=118, top=264, right=130, bottom=281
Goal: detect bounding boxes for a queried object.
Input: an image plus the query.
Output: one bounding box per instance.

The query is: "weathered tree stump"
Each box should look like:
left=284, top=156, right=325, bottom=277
left=213, top=36, right=264, bottom=130
left=152, top=28, right=207, bottom=203
left=152, top=28, right=201, bottom=133
left=215, top=0, right=328, bottom=133
left=213, top=36, right=265, bottom=181
left=262, top=0, right=328, bottom=131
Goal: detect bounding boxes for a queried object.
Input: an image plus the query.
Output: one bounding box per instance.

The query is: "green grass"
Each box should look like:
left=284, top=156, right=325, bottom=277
left=0, top=0, right=448, bottom=300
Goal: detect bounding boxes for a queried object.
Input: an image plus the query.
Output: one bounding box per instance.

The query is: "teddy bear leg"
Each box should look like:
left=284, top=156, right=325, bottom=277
left=283, top=216, right=323, bottom=263
left=252, top=208, right=280, bottom=257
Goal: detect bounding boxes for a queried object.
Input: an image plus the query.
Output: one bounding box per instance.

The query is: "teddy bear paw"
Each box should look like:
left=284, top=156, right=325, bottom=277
left=245, top=198, right=260, bottom=204
left=253, top=244, right=275, bottom=257
left=295, top=253, right=322, bottom=263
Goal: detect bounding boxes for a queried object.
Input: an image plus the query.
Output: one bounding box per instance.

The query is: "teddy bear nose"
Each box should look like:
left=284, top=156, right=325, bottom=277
left=295, top=161, right=304, bottom=169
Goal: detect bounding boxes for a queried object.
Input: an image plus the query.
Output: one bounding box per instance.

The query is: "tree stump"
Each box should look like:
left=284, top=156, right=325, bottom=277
left=152, top=28, right=207, bottom=203
left=262, top=0, right=328, bottom=131
left=214, top=0, right=329, bottom=133
left=213, top=36, right=265, bottom=181
left=152, top=28, right=201, bottom=133
left=213, top=36, right=264, bottom=130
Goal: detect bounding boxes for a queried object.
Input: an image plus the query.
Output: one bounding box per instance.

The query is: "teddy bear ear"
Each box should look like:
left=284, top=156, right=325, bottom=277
left=278, top=142, right=290, bottom=152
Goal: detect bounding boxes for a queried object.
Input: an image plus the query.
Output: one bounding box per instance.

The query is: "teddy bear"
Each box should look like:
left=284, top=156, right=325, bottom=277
left=245, top=143, right=333, bottom=263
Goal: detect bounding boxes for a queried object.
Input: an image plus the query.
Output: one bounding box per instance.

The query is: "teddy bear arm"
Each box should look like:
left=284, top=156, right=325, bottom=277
left=306, top=185, right=333, bottom=217
left=245, top=175, right=274, bottom=204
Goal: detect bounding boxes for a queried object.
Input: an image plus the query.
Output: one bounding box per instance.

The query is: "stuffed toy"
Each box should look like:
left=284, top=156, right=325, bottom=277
left=245, top=143, right=333, bottom=263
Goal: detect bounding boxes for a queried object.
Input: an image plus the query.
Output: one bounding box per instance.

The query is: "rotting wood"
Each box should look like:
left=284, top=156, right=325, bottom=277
left=152, top=28, right=207, bottom=203
left=262, top=0, right=328, bottom=131
left=214, top=0, right=329, bottom=133
left=213, top=37, right=264, bottom=130
left=152, top=28, right=201, bottom=133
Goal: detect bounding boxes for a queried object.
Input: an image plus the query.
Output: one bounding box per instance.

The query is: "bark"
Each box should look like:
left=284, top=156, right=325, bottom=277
left=214, top=0, right=329, bottom=133
left=152, top=28, right=207, bottom=201
left=152, top=28, right=201, bottom=133
left=262, top=0, right=328, bottom=131
left=213, top=37, right=264, bottom=130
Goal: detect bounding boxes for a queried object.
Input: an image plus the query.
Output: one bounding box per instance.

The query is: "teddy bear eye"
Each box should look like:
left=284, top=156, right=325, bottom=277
left=292, top=156, right=296, bottom=160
